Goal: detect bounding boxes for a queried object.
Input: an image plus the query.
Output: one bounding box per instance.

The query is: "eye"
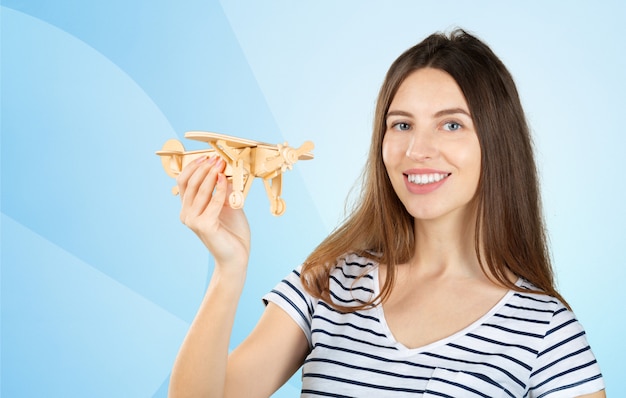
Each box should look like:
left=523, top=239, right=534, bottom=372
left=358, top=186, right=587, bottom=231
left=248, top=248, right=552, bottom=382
left=442, top=121, right=462, bottom=132
left=392, top=122, right=411, bottom=131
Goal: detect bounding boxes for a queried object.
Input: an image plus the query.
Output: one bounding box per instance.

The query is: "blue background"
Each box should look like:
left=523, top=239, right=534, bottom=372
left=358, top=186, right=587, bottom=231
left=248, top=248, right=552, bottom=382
left=1, top=1, right=624, bottom=396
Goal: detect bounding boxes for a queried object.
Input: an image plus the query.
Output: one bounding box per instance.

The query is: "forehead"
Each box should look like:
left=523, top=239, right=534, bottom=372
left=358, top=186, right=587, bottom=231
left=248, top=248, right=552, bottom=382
left=389, top=68, right=469, bottom=114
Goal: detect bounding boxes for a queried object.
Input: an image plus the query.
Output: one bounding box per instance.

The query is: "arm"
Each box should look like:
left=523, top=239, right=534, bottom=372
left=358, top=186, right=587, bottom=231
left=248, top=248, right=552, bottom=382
left=225, top=302, right=309, bottom=397
left=170, top=281, right=308, bottom=398
left=577, top=392, right=606, bottom=398
left=168, top=156, right=308, bottom=397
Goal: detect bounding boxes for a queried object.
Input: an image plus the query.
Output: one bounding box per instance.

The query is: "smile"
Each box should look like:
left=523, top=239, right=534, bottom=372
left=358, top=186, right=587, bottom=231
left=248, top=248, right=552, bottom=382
left=406, top=173, right=450, bottom=185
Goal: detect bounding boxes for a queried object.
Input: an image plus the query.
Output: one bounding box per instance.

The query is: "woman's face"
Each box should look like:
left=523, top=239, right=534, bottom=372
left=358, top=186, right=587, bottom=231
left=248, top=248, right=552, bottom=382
left=382, top=67, right=481, bottom=224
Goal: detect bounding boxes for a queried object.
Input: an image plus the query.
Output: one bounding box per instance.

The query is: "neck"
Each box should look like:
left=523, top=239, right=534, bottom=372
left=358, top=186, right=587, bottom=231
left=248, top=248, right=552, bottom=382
left=409, top=209, right=482, bottom=279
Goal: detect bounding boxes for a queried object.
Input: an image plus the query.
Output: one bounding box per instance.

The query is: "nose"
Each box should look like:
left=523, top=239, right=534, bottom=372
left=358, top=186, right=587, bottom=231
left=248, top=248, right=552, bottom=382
left=405, top=130, right=437, bottom=161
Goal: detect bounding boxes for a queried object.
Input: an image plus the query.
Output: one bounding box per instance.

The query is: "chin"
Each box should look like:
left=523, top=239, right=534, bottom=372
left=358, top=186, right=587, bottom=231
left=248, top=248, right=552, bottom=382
left=405, top=207, right=443, bottom=221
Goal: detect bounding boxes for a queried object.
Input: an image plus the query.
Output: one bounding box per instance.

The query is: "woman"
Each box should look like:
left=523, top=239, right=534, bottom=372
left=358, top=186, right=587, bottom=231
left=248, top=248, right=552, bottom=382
left=169, top=29, right=605, bottom=397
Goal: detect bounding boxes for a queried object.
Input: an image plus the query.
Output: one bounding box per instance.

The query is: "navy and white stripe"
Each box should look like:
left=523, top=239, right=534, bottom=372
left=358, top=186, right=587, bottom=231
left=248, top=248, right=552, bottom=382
left=263, top=253, right=604, bottom=397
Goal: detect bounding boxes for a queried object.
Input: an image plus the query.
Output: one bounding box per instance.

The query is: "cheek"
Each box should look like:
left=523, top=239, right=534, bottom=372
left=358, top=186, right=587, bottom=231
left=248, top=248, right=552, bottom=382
left=462, top=142, right=482, bottom=187
left=469, top=143, right=482, bottom=179
left=381, top=134, right=401, bottom=168
left=381, top=136, right=391, bottom=168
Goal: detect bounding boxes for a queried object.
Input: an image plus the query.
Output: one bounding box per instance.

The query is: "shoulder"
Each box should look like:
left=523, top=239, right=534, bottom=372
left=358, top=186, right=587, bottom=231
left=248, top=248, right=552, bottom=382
left=512, top=281, right=605, bottom=395
left=492, top=279, right=591, bottom=354
left=262, top=253, right=378, bottom=345
left=263, top=266, right=315, bottom=322
left=510, top=279, right=571, bottom=316
left=332, top=252, right=378, bottom=278
left=508, top=280, right=583, bottom=341
left=327, top=253, right=378, bottom=306
left=514, top=281, right=589, bottom=354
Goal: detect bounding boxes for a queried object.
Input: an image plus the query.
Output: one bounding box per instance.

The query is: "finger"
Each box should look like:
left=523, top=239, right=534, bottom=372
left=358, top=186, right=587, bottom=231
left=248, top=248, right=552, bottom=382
left=189, top=158, right=223, bottom=217
left=204, top=160, right=229, bottom=217
left=179, top=158, right=219, bottom=226
left=180, top=156, right=218, bottom=209
left=176, top=155, right=210, bottom=199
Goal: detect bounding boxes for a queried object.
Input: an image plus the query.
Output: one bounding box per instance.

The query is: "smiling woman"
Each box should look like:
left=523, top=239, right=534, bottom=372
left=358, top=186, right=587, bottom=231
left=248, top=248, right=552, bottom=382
left=382, top=68, right=481, bottom=219
left=169, top=29, right=605, bottom=398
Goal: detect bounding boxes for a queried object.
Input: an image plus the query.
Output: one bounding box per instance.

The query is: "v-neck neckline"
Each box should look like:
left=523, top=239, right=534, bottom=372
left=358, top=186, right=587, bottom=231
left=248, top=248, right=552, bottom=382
left=370, top=266, right=520, bottom=354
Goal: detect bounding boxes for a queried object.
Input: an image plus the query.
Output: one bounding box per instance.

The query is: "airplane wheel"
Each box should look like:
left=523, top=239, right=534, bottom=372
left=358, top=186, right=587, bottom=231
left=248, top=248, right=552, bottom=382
left=229, top=191, right=245, bottom=209
left=271, top=198, right=286, bottom=216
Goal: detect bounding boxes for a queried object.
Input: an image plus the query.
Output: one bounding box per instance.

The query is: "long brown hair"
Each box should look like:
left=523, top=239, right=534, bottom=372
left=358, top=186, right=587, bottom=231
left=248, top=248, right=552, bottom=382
left=300, top=28, right=568, bottom=310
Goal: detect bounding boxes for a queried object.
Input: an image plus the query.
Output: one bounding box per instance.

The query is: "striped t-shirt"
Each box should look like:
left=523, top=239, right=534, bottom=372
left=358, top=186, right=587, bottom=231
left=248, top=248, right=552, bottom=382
left=263, top=253, right=604, bottom=397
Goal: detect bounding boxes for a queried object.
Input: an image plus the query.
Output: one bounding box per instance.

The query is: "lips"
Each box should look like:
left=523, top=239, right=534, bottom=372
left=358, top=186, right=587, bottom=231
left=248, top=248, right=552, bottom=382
left=402, top=169, right=451, bottom=194
left=406, top=172, right=450, bottom=185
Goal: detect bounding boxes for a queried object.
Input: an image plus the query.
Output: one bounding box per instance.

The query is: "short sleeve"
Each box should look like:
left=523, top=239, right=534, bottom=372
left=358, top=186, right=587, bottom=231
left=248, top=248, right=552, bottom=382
left=528, top=305, right=605, bottom=397
left=262, top=266, right=316, bottom=347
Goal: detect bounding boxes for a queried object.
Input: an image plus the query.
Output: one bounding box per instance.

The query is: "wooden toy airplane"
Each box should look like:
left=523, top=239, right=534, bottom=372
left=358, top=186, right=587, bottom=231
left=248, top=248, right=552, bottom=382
left=156, top=131, right=314, bottom=216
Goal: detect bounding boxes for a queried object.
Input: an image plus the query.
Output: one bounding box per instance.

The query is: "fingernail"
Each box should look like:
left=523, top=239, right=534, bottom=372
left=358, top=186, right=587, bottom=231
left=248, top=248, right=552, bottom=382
left=195, top=155, right=208, bottom=164
left=207, top=156, right=218, bottom=166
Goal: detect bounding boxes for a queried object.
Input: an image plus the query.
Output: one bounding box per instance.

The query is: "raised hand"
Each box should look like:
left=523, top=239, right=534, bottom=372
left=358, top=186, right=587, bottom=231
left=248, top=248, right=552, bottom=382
left=176, top=156, right=251, bottom=272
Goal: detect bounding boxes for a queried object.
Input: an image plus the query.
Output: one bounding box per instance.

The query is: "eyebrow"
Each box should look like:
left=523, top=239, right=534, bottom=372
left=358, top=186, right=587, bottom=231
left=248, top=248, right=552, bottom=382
left=434, top=108, right=471, bottom=118
left=386, top=108, right=471, bottom=119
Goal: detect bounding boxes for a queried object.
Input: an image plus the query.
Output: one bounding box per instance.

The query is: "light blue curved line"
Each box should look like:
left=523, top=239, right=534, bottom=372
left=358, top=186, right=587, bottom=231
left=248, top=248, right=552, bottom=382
left=2, top=3, right=189, bottom=320
left=1, top=211, right=189, bottom=326
left=1, top=5, right=315, bottom=394
left=216, top=0, right=328, bottom=230
left=215, top=0, right=287, bottom=143
left=3, top=211, right=189, bottom=395
left=0, top=5, right=180, bottom=141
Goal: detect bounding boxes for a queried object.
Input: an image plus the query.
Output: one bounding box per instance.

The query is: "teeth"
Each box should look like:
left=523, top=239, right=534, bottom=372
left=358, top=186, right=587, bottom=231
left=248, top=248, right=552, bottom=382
left=407, top=173, right=449, bottom=185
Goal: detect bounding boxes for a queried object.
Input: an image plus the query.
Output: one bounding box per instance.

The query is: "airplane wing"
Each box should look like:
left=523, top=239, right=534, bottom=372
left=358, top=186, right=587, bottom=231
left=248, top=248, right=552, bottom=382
left=184, top=131, right=313, bottom=159
left=185, top=131, right=264, bottom=149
